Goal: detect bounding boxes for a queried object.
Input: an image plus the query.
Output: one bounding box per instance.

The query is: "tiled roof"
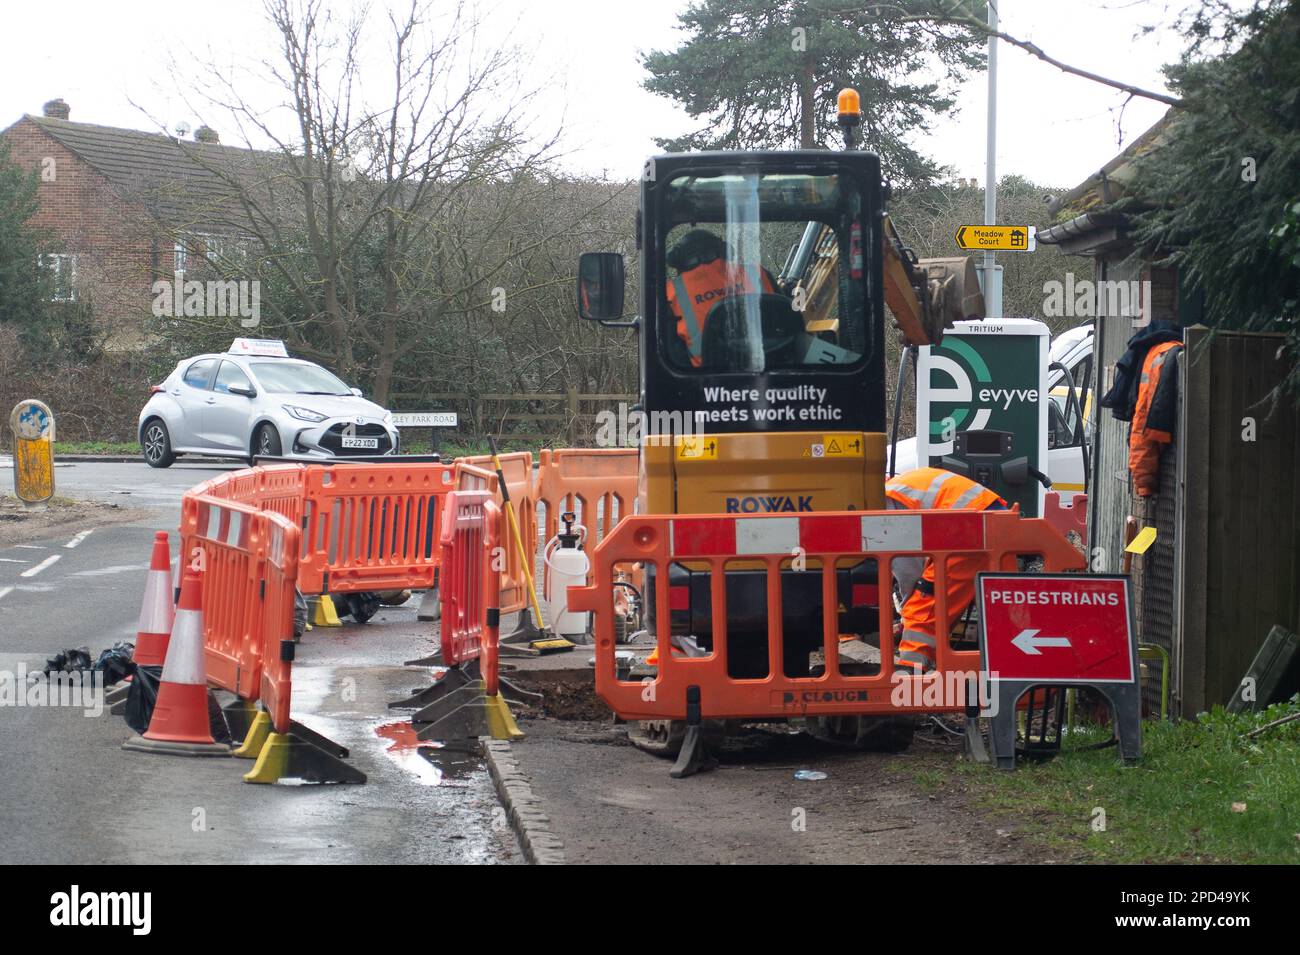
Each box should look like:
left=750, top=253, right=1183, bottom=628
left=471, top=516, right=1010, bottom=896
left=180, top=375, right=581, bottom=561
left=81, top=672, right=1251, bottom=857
left=28, top=115, right=281, bottom=230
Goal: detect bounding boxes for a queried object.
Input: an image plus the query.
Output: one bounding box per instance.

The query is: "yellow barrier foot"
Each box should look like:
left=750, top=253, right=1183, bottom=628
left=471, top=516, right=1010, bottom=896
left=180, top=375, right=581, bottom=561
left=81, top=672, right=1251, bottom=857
left=311, top=594, right=343, bottom=628
left=485, top=693, right=525, bottom=741
left=233, top=710, right=272, bottom=759
left=243, top=728, right=366, bottom=785
left=222, top=698, right=261, bottom=747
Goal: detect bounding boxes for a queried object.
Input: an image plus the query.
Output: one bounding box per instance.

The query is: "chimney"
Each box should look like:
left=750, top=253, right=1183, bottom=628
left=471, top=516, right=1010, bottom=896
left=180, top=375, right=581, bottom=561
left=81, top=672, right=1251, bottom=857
left=194, top=125, right=219, bottom=144
left=42, top=98, right=70, bottom=120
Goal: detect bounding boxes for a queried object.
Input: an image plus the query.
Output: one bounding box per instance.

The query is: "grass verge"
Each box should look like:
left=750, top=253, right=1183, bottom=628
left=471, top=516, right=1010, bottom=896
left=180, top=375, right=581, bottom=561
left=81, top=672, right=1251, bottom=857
left=52, top=441, right=139, bottom=455
left=950, top=701, right=1300, bottom=863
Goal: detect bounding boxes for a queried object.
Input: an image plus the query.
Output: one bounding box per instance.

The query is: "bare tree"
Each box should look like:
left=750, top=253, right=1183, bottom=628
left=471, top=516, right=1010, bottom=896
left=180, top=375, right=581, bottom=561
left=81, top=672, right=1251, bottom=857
left=167, top=0, right=615, bottom=404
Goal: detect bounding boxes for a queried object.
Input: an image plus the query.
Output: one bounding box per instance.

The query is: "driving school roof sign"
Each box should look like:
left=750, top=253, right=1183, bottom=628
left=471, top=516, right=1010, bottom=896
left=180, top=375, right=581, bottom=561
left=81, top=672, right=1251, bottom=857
left=976, top=573, right=1141, bottom=768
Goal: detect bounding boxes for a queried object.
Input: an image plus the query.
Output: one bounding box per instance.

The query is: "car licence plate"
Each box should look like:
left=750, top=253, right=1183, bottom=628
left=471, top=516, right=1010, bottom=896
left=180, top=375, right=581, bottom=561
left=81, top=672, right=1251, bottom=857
left=341, top=436, right=379, bottom=450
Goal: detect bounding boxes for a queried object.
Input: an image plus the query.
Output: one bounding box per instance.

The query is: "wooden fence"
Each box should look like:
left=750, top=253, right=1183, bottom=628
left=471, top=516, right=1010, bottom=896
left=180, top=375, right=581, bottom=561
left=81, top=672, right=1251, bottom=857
left=1176, top=328, right=1300, bottom=713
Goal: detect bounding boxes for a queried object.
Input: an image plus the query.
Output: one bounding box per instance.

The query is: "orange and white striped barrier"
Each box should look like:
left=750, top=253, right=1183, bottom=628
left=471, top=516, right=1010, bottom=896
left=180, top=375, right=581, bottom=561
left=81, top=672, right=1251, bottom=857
left=123, top=567, right=230, bottom=757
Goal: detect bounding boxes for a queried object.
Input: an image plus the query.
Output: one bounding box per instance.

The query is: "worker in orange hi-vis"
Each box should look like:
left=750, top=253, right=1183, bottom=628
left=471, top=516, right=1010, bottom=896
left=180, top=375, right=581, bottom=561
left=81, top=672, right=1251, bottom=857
left=884, top=467, right=1008, bottom=676
left=664, top=229, right=776, bottom=367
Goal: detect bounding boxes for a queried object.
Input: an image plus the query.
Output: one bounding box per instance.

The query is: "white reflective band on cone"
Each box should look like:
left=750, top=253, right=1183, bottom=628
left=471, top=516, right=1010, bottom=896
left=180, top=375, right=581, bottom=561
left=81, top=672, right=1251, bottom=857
left=138, top=572, right=175, bottom=633
left=161, top=608, right=207, bottom=686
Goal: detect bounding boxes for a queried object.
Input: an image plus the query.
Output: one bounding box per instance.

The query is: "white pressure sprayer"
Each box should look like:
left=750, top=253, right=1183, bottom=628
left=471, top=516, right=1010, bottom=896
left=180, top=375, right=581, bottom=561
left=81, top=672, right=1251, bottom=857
left=543, top=511, right=591, bottom=641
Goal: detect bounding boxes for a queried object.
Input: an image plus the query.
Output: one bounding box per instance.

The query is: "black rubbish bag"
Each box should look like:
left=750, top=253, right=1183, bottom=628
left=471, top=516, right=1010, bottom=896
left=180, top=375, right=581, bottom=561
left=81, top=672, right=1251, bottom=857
left=42, top=647, right=93, bottom=676
left=94, top=642, right=136, bottom=686
left=124, top=664, right=161, bottom=735
left=123, top=665, right=233, bottom=744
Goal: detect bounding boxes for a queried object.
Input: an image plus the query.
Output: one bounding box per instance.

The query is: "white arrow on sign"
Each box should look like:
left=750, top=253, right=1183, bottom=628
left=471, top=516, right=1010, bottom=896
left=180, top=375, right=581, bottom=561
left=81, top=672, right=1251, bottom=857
left=1011, top=629, right=1072, bottom=655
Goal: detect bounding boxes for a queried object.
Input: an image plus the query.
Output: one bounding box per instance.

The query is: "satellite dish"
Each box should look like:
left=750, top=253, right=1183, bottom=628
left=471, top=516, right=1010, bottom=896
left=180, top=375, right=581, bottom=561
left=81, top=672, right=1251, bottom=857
left=174, top=121, right=192, bottom=139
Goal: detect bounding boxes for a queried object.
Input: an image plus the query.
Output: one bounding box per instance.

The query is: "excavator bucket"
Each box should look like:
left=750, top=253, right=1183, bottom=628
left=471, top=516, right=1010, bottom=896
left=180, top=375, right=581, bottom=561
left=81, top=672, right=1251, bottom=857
left=920, top=256, right=985, bottom=343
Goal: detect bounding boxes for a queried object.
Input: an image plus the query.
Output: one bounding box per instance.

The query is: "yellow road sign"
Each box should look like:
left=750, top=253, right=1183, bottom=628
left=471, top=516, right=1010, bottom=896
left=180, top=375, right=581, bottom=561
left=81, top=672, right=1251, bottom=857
left=956, top=224, right=1036, bottom=252
left=10, top=399, right=55, bottom=504
left=676, top=435, right=719, bottom=461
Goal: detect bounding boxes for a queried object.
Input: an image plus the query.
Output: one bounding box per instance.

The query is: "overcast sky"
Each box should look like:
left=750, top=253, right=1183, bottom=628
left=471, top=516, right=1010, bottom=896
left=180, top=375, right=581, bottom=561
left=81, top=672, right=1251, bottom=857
left=0, top=0, right=1192, bottom=191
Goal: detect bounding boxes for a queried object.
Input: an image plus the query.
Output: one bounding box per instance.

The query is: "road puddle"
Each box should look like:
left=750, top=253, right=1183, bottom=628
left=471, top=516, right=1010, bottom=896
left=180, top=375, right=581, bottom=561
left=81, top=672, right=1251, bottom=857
left=374, top=720, right=479, bottom=786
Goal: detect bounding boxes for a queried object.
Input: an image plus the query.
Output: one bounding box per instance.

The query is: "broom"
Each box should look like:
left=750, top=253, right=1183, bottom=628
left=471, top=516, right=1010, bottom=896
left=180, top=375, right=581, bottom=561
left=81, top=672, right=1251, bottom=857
left=487, top=436, right=574, bottom=654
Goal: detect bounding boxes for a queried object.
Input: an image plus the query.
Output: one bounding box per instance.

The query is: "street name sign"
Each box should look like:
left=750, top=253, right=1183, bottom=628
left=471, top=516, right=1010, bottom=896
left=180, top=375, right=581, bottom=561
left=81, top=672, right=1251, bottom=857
left=391, top=412, right=458, bottom=428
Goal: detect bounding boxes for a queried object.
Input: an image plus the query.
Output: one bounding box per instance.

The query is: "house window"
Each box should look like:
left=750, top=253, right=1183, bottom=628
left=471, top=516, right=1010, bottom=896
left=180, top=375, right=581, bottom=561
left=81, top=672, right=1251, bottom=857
left=173, top=241, right=187, bottom=278
left=42, top=254, right=77, bottom=302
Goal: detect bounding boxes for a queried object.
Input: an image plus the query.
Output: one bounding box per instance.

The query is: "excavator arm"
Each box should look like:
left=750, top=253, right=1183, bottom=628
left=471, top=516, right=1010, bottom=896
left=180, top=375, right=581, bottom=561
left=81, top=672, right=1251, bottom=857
left=882, top=213, right=985, bottom=347
left=781, top=214, right=985, bottom=348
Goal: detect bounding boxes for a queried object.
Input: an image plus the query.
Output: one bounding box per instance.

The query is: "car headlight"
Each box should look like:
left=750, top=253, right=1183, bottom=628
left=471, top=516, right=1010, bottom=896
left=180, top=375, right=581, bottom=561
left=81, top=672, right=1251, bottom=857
left=283, top=405, right=327, bottom=423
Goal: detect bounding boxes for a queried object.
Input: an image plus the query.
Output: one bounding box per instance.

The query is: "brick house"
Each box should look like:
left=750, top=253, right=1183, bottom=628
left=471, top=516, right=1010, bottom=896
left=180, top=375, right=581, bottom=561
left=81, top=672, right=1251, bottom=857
left=1, top=98, right=261, bottom=347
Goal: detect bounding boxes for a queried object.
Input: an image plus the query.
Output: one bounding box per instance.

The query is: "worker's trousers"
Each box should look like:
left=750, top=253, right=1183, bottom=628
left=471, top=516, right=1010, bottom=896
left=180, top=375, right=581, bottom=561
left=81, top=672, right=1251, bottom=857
left=895, top=553, right=984, bottom=674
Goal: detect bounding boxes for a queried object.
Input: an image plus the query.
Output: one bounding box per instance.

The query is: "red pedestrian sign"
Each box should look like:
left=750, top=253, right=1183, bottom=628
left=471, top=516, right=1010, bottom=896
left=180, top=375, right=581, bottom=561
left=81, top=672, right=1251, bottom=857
left=977, top=574, right=1135, bottom=683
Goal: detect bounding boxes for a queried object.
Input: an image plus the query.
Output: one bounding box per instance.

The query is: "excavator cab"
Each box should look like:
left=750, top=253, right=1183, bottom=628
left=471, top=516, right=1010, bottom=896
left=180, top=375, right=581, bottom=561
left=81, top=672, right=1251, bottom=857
left=575, top=92, right=985, bottom=708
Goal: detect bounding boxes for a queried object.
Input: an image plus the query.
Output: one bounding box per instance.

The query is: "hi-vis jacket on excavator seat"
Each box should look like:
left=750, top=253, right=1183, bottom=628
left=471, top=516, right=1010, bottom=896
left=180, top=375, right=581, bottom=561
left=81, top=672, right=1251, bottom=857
left=885, top=467, right=1007, bottom=675
left=1128, top=339, right=1182, bottom=497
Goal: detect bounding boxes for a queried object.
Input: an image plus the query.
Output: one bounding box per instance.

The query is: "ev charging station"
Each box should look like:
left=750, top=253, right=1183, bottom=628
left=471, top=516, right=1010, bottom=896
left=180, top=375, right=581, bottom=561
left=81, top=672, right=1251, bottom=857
left=915, top=318, right=1050, bottom=517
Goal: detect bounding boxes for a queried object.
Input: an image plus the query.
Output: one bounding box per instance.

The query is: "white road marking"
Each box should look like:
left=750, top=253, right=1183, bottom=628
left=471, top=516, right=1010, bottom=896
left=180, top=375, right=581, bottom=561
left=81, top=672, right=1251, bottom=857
left=0, top=558, right=29, bottom=563
left=13, top=545, right=44, bottom=550
left=65, top=529, right=94, bottom=549
left=20, top=555, right=61, bottom=578
left=0, top=587, right=12, bottom=601
left=70, top=563, right=147, bottom=577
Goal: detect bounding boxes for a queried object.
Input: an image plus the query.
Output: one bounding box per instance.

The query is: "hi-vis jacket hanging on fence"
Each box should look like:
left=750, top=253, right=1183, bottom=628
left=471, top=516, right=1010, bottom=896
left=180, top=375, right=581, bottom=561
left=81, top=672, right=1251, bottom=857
left=1128, top=339, right=1182, bottom=497
left=664, top=229, right=775, bottom=366
left=885, top=467, right=1007, bottom=675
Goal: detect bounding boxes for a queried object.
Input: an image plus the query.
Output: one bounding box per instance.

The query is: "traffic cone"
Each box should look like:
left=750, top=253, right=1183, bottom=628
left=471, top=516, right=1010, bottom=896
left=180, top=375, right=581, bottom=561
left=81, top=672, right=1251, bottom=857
left=135, top=531, right=175, bottom=667
left=108, top=532, right=175, bottom=711
left=122, top=567, right=230, bottom=757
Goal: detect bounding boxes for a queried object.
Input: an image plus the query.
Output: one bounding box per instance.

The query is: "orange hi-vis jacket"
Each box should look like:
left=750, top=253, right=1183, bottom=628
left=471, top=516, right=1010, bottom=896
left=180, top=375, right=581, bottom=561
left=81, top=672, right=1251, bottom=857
left=1128, top=340, right=1182, bottom=497
left=666, top=260, right=775, bottom=366
left=885, top=468, right=1006, bottom=674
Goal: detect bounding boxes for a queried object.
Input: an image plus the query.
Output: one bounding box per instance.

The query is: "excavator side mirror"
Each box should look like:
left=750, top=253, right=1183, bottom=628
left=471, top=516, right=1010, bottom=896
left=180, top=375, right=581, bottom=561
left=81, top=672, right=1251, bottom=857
left=577, top=252, right=625, bottom=322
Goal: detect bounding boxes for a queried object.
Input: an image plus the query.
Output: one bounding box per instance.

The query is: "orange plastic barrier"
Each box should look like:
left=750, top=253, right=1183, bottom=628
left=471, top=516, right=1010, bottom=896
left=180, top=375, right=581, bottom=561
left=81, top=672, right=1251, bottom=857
left=298, top=462, right=455, bottom=594
left=568, top=509, right=1086, bottom=722
left=181, top=462, right=453, bottom=597
left=535, top=448, right=637, bottom=547
left=454, top=452, right=534, bottom=616
left=259, top=516, right=300, bottom=733
left=438, top=492, right=502, bottom=673
left=179, top=494, right=301, bottom=728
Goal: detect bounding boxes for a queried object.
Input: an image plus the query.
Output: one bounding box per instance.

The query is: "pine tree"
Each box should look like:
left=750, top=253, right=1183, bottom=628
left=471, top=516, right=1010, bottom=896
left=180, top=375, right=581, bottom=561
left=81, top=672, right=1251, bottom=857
left=641, top=0, right=986, bottom=187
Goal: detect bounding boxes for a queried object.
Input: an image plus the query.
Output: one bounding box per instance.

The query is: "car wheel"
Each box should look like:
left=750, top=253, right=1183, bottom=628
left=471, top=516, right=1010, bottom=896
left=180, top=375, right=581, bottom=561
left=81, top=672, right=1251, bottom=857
left=253, top=423, right=282, bottom=460
left=141, top=419, right=175, bottom=468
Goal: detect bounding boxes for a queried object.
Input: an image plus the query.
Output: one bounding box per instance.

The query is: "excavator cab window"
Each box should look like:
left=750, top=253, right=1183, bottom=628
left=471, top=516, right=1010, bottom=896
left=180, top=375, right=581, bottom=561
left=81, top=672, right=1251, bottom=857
left=659, top=170, right=870, bottom=374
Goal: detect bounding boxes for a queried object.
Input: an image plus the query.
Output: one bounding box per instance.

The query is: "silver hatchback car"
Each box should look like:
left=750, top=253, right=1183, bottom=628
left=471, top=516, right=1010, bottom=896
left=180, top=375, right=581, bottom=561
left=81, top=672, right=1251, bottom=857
left=138, top=340, right=398, bottom=467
